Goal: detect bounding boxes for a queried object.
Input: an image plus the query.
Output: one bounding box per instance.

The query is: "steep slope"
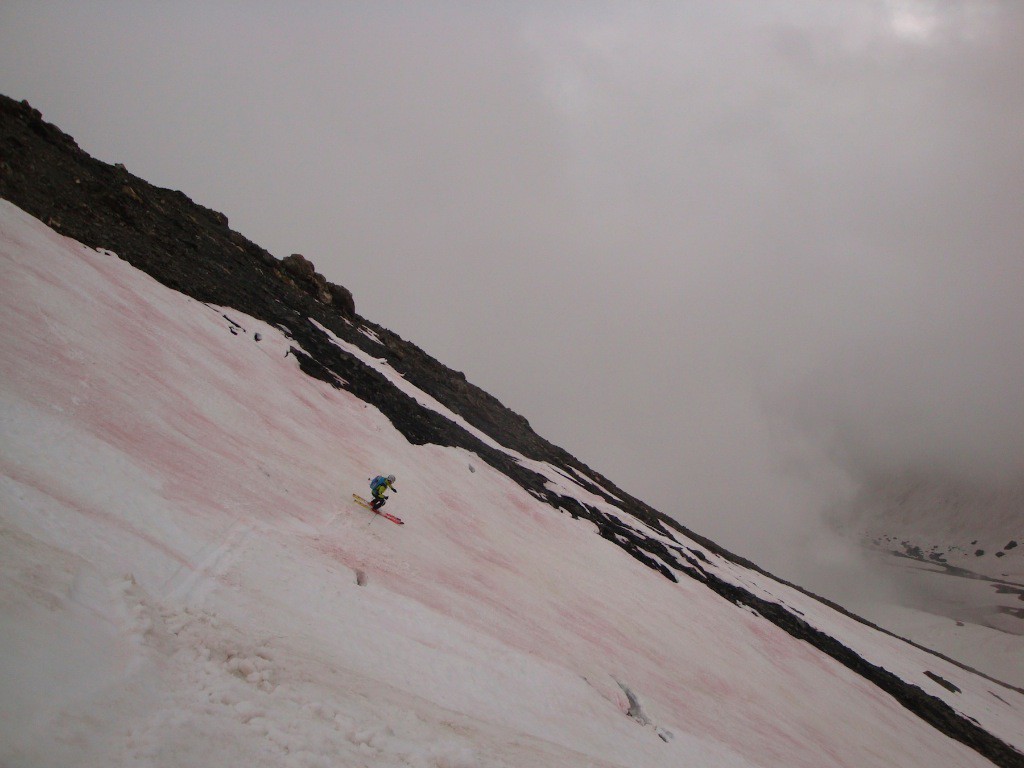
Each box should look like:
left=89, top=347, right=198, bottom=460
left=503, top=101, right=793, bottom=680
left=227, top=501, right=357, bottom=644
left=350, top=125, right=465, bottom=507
left=2, top=96, right=1023, bottom=766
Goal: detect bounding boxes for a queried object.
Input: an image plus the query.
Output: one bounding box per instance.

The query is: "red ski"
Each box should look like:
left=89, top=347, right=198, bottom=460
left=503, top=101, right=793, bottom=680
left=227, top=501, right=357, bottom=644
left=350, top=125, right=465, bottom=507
left=352, top=494, right=404, bottom=525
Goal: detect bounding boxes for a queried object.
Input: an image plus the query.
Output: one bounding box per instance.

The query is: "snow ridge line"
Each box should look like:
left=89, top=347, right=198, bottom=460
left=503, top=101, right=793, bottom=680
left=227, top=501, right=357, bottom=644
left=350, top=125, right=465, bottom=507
left=290, top=313, right=1024, bottom=765
left=288, top=311, right=1024, bottom=765
left=580, top=504, right=1024, bottom=767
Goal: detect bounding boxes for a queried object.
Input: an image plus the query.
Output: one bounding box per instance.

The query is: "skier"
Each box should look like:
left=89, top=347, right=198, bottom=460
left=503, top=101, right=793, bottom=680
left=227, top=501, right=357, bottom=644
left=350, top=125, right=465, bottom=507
left=369, top=474, right=397, bottom=511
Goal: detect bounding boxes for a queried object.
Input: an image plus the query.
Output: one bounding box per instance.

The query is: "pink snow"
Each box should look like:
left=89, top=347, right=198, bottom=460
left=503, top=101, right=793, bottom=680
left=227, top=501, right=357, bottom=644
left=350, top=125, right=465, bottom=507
left=1, top=199, right=1020, bottom=767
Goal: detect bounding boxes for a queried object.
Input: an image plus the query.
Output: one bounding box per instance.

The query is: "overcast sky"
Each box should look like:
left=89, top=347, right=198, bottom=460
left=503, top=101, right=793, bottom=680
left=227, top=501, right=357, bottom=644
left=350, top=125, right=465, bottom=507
left=2, top=1, right=1022, bottom=576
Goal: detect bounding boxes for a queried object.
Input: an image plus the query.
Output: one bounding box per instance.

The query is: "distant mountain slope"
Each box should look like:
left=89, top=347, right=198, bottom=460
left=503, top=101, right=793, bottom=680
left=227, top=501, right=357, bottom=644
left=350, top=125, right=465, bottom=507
left=829, top=474, right=1024, bottom=684
left=2, top=94, right=1022, bottom=766
left=846, top=475, right=1022, bottom=577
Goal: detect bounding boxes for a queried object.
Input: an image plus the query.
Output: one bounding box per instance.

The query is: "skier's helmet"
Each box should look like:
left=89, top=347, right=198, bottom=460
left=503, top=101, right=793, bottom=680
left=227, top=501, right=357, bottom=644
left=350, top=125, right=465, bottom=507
left=387, top=474, right=396, bottom=483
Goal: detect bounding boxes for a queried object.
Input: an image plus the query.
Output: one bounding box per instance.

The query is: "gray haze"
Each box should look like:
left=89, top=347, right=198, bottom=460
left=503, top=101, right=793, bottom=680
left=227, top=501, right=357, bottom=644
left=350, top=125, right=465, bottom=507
left=2, top=2, right=1022, bottom=584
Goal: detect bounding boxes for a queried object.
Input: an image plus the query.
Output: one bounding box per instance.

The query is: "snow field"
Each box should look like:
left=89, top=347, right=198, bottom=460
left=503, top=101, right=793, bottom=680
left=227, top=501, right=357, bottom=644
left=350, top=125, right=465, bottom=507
left=0, top=200, right=1017, bottom=766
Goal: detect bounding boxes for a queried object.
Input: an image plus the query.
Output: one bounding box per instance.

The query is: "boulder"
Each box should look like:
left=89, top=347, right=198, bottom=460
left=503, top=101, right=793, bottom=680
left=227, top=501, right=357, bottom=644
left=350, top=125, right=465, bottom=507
left=327, top=281, right=355, bottom=317
left=281, top=253, right=337, bottom=307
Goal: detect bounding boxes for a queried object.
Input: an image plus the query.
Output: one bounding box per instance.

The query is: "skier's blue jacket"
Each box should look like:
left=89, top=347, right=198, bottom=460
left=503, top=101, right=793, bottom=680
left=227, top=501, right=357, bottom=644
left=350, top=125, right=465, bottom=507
left=370, top=475, right=395, bottom=499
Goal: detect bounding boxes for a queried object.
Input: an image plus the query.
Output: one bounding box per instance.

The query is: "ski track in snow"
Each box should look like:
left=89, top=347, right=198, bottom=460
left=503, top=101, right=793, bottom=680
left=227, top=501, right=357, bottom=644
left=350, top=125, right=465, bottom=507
left=2, top=199, right=1022, bottom=767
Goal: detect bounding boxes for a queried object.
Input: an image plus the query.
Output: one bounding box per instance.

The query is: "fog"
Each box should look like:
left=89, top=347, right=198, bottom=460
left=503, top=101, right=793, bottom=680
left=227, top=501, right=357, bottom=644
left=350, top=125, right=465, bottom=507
left=2, top=1, right=1022, bottom=585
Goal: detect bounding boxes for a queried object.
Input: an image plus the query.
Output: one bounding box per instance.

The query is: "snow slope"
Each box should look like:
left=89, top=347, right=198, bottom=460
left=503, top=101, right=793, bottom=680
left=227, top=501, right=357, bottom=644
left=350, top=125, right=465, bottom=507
left=2, top=198, right=1022, bottom=767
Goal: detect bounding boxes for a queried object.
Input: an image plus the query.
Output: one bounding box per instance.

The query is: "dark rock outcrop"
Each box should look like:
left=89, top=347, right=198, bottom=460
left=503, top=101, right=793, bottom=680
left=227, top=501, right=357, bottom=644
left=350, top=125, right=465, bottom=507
left=281, top=252, right=352, bottom=313
left=327, top=281, right=355, bottom=317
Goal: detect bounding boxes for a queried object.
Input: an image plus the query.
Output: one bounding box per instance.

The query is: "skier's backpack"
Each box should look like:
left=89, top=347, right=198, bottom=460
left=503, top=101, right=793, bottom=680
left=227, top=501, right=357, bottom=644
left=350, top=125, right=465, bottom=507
left=370, top=475, right=388, bottom=493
